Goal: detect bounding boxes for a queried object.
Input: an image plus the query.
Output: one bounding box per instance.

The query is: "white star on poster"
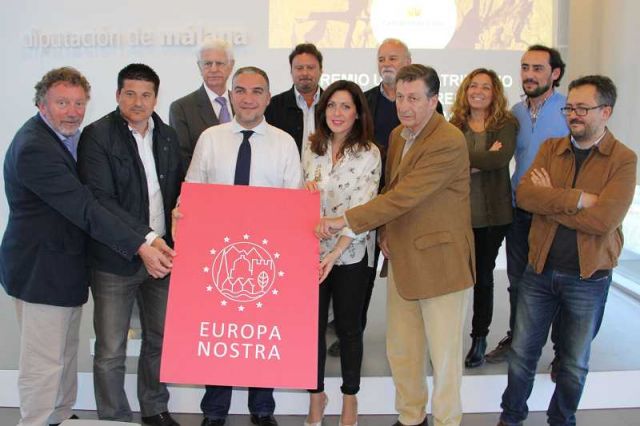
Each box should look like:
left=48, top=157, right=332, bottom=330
left=224, top=236, right=230, bottom=243
left=206, top=285, right=213, bottom=292
left=221, top=300, right=227, bottom=306
left=262, top=239, right=268, bottom=245
left=210, top=248, right=216, bottom=255
left=278, top=271, right=285, bottom=277
left=243, top=234, right=250, bottom=240
left=256, top=302, right=263, bottom=308
left=238, top=305, right=245, bottom=312
left=274, top=252, right=280, bottom=259
left=203, top=266, right=210, bottom=273
left=272, top=289, right=279, bottom=295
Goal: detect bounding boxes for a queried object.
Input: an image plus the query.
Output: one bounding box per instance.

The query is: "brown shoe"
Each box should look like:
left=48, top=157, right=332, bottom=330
left=485, top=334, right=512, bottom=363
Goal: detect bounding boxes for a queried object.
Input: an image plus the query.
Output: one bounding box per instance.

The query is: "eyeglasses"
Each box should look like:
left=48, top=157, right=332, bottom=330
left=199, top=60, right=228, bottom=69
left=560, top=104, right=608, bottom=116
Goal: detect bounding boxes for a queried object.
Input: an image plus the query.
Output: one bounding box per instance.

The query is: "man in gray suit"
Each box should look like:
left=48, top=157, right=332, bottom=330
left=169, top=37, right=235, bottom=168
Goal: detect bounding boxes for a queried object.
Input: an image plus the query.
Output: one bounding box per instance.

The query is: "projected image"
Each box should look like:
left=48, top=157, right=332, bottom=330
left=269, top=0, right=553, bottom=49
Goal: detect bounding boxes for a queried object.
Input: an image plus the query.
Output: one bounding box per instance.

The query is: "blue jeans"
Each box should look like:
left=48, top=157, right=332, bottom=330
left=500, top=266, right=611, bottom=426
left=506, top=208, right=561, bottom=348
left=201, top=386, right=275, bottom=420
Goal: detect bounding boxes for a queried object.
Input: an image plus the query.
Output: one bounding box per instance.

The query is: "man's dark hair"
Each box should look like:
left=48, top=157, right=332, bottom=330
left=232, top=66, right=270, bottom=90
left=569, top=75, right=617, bottom=108
left=396, top=64, right=440, bottom=97
left=34, top=67, right=91, bottom=106
left=527, top=44, right=566, bottom=87
left=288, top=43, right=323, bottom=69
left=117, top=63, right=160, bottom=95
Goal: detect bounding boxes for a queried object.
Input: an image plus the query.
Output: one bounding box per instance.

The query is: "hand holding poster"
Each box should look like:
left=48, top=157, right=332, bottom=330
left=161, top=183, right=320, bottom=389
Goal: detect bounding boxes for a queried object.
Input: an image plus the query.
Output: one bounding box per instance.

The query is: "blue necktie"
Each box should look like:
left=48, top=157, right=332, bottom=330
left=215, top=96, right=231, bottom=123
left=62, top=137, right=77, bottom=161
left=234, top=130, right=253, bottom=185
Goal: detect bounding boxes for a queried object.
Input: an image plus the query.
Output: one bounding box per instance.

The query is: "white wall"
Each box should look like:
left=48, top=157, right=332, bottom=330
left=0, top=0, right=552, bottom=229
left=568, top=0, right=640, bottom=174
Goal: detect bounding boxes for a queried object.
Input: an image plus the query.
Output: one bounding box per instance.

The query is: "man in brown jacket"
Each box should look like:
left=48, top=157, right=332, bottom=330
left=498, top=75, right=637, bottom=426
left=317, top=64, right=475, bottom=426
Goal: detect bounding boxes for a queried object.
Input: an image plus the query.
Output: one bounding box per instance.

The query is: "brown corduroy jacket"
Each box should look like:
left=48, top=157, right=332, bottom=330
left=346, top=113, right=475, bottom=300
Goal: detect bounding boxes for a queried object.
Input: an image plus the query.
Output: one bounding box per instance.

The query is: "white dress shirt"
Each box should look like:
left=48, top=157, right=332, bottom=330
left=186, top=117, right=303, bottom=189
left=129, top=117, right=166, bottom=239
left=302, top=139, right=381, bottom=266
left=294, top=87, right=321, bottom=146
left=204, top=84, right=231, bottom=119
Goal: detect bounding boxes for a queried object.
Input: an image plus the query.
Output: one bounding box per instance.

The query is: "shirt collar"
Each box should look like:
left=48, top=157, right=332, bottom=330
left=294, top=86, right=320, bottom=109
left=400, top=120, right=429, bottom=142
left=128, top=116, right=155, bottom=137
left=204, top=84, right=229, bottom=105
left=39, top=111, right=79, bottom=142
left=570, top=128, right=607, bottom=150
left=379, top=83, right=395, bottom=102
left=522, top=88, right=556, bottom=108
left=231, top=117, right=267, bottom=136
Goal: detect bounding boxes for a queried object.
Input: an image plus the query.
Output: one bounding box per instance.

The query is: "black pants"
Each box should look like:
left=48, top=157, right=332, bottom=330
left=361, top=244, right=381, bottom=329
left=471, top=224, right=510, bottom=337
left=312, top=255, right=371, bottom=395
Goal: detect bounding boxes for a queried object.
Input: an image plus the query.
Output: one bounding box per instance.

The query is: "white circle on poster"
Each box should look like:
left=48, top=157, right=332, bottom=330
left=370, top=0, right=457, bottom=49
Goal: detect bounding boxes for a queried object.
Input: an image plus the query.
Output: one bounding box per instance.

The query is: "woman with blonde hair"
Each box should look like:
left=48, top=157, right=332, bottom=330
left=450, top=68, right=518, bottom=368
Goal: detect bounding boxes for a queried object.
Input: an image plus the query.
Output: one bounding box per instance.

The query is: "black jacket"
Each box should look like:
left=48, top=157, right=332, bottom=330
left=265, top=86, right=321, bottom=154
left=78, top=109, right=184, bottom=276
left=0, top=115, right=144, bottom=306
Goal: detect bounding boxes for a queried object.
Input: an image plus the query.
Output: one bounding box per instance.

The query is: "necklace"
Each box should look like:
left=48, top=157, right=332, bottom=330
left=526, top=91, right=553, bottom=128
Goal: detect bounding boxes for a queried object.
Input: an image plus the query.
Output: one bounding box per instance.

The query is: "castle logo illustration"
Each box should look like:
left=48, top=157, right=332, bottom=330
left=205, top=235, right=283, bottom=304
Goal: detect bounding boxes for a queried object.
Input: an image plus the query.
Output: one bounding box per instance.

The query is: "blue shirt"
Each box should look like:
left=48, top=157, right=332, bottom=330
left=511, top=91, right=569, bottom=202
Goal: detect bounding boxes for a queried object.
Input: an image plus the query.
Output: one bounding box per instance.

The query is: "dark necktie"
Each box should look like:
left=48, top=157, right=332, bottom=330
left=234, top=130, right=253, bottom=185
left=215, top=96, right=231, bottom=123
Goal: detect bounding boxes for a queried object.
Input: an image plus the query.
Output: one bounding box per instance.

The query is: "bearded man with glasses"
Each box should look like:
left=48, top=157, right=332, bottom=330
left=497, top=75, right=637, bottom=426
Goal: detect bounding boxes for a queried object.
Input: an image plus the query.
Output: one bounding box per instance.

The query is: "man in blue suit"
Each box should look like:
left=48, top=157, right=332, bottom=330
left=0, top=67, right=174, bottom=426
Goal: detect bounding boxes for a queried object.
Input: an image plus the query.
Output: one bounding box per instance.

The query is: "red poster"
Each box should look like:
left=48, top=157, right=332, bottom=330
left=161, top=183, right=320, bottom=389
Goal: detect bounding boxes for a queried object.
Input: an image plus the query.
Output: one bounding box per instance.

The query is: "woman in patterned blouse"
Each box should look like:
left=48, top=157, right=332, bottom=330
left=302, top=80, right=381, bottom=426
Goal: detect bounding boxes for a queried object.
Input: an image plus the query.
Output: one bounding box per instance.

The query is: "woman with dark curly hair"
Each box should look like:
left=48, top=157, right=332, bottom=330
left=450, top=68, right=518, bottom=368
left=302, top=80, right=381, bottom=426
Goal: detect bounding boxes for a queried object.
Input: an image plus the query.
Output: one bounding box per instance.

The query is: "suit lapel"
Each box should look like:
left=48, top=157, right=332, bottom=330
left=388, top=113, right=443, bottom=187
left=35, top=115, right=77, bottom=170
left=196, top=85, right=219, bottom=127
left=387, top=139, right=404, bottom=188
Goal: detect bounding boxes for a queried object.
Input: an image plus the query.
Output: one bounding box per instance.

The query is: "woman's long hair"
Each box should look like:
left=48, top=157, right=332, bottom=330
left=449, top=68, right=515, bottom=132
left=309, top=79, right=374, bottom=157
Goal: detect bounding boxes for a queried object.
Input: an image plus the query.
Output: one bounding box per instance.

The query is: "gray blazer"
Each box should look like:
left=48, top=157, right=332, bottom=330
left=169, top=84, right=222, bottom=169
